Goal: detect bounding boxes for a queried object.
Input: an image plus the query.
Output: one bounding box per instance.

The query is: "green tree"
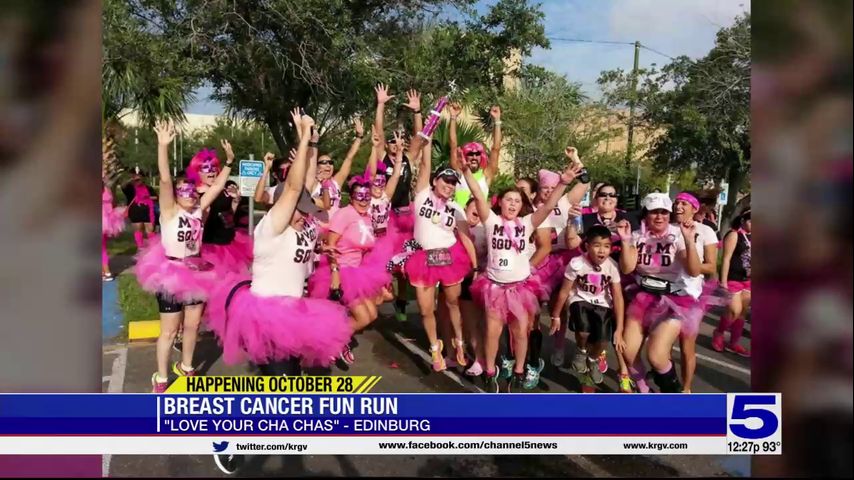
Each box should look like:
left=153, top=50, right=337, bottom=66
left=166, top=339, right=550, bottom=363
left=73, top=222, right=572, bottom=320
left=598, top=13, right=750, bottom=219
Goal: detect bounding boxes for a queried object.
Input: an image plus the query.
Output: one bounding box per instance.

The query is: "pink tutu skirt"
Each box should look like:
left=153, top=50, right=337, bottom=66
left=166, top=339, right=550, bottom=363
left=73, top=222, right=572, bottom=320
left=102, top=205, right=127, bottom=237
left=307, top=257, right=391, bottom=308
left=627, top=282, right=730, bottom=337
left=727, top=280, right=751, bottom=293
left=133, top=237, right=217, bottom=303
left=530, top=249, right=580, bottom=301
left=205, top=277, right=351, bottom=367
left=362, top=229, right=406, bottom=275
left=470, top=274, right=542, bottom=327
left=200, top=230, right=253, bottom=276
left=389, top=207, right=415, bottom=237
left=404, top=239, right=472, bottom=287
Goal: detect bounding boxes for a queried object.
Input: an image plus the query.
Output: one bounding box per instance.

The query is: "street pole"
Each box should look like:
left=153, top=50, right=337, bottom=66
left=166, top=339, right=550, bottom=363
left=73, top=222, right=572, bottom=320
left=247, top=153, right=255, bottom=236
left=626, top=40, right=641, bottom=197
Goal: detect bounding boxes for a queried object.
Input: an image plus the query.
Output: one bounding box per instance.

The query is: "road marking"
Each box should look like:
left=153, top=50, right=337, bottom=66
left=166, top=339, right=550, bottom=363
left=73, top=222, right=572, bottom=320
left=392, top=332, right=484, bottom=393
left=672, top=346, right=750, bottom=376
left=102, top=346, right=128, bottom=477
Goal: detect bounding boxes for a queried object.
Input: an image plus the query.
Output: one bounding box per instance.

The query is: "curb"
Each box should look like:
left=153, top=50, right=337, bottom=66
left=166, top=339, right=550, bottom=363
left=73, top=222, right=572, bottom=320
left=128, top=320, right=160, bottom=341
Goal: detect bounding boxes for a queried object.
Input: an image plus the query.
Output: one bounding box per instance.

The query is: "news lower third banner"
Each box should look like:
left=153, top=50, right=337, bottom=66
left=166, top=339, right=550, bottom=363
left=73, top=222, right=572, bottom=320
left=0, top=380, right=781, bottom=455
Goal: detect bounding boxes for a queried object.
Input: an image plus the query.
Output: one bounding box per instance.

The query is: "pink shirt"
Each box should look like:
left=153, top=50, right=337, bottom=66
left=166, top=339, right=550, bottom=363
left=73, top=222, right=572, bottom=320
left=329, top=205, right=375, bottom=267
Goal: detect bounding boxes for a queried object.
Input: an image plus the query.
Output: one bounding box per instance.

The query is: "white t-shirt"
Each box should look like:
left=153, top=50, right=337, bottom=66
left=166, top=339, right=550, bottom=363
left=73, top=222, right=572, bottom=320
left=370, top=194, right=392, bottom=235
left=483, top=212, right=535, bottom=283
left=413, top=189, right=460, bottom=250
left=161, top=208, right=203, bottom=258
left=311, top=179, right=342, bottom=216
left=565, top=255, right=621, bottom=308
left=630, top=224, right=699, bottom=298
left=265, top=185, right=277, bottom=205
left=538, top=195, right=572, bottom=250
left=251, top=215, right=318, bottom=297
left=681, top=222, right=718, bottom=296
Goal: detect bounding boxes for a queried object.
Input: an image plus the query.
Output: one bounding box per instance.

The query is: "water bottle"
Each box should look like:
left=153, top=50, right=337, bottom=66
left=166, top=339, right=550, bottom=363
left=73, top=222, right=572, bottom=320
left=573, top=212, right=584, bottom=235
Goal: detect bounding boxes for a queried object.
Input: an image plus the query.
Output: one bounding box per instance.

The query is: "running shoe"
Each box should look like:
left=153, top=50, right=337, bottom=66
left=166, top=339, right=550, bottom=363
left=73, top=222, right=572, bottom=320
left=587, top=357, right=604, bottom=384
left=213, top=454, right=244, bottom=475
left=171, top=361, right=196, bottom=377
left=340, top=345, right=355, bottom=365
left=726, top=343, right=751, bottom=357
left=506, top=372, right=525, bottom=393
left=430, top=340, right=446, bottom=372
left=550, top=349, right=565, bottom=368
left=618, top=374, right=634, bottom=393
left=597, top=351, right=608, bottom=373
left=483, top=370, right=500, bottom=393
left=394, top=311, right=407, bottom=323
left=498, top=356, right=515, bottom=380
left=151, top=373, right=168, bottom=394
left=571, top=351, right=589, bottom=373
left=522, top=359, right=545, bottom=390
left=465, top=360, right=483, bottom=377
left=102, top=273, right=114, bottom=282
left=711, top=331, right=725, bottom=352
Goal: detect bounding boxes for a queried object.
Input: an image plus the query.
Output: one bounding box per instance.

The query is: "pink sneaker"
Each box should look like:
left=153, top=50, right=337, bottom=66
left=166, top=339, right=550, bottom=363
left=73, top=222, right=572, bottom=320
left=597, top=351, right=608, bottom=374
left=465, top=360, right=484, bottom=377
left=711, top=332, right=725, bottom=352
left=340, top=346, right=355, bottom=365
left=726, top=343, right=751, bottom=357
left=151, top=373, right=168, bottom=393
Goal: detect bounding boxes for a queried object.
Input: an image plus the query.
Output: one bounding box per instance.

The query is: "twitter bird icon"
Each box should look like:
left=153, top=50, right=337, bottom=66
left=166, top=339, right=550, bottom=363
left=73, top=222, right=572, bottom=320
left=212, top=441, right=229, bottom=453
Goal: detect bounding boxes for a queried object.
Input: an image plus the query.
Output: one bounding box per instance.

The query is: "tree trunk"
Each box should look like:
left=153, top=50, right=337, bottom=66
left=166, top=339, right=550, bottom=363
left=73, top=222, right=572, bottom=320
left=722, top=164, right=746, bottom=226
left=268, top=119, right=289, bottom=154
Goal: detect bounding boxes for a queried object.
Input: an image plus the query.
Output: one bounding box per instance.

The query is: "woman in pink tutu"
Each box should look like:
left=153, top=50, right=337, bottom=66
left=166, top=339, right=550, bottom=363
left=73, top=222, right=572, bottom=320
left=134, top=120, right=233, bottom=393
left=122, top=170, right=157, bottom=249
left=465, top=154, right=584, bottom=393
left=617, top=193, right=705, bottom=393
left=205, top=112, right=351, bottom=375
left=187, top=146, right=252, bottom=276
left=714, top=209, right=751, bottom=357
left=102, top=144, right=126, bottom=281
left=360, top=128, right=405, bottom=301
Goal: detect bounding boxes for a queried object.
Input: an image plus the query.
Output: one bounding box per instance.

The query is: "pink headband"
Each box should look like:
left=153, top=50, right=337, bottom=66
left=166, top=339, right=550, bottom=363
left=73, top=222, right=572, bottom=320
left=675, top=192, right=700, bottom=211
left=538, top=169, right=560, bottom=188
left=348, top=174, right=371, bottom=189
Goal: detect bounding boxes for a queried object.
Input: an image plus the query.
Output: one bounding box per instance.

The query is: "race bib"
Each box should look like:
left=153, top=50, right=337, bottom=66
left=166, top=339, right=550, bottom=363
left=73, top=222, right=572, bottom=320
left=491, top=255, right=513, bottom=271
left=426, top=248, right=452, bottom=267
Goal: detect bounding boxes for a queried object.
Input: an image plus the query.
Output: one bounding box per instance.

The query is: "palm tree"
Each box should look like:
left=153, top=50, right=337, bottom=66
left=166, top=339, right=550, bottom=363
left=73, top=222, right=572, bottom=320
left=429, top=117, right=487, bottom=169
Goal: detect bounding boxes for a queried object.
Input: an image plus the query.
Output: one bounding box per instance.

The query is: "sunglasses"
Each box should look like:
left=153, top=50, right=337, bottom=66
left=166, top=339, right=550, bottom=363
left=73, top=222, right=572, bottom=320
left=465, top=151, right=482, bottom=157
left=596, top=192, right=618, bottom=198
left=439, top=175, right=459, bottom=185
left=318, top=159, right=334, bottom=165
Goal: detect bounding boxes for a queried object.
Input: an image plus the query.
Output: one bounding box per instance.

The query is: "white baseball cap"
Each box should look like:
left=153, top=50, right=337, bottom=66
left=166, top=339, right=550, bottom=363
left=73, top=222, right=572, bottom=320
left=642, top=192, right=673, bottom=212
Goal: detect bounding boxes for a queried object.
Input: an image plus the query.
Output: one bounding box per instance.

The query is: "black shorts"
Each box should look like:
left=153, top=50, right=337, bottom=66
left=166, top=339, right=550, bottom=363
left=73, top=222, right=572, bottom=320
left=568, top=301, right=614, bottom=344
left=156, top=292, right=203, bottom=313
left=127, top=204, right=153, bottom=224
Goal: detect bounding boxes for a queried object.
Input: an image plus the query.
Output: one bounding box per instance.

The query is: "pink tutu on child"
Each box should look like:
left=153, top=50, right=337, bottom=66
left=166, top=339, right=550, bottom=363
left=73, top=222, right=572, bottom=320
left=200, top=230, right=253, bottom=275
left=102, top=205, right=127, bottom=237
left=307, top=257, right=391, bottom=308
left=627, top=282, right=730, bottom=337
left=470, top=274, right=542, bottom=328
left=205, top=277, right=351, bottom=367
left=133, top=237, right=217, bottom=303
left=404, top=239, right=472, bottom=287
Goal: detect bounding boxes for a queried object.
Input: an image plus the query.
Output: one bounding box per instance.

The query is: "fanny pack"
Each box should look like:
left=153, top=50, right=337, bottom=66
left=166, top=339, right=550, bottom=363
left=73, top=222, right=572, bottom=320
left=638, top=275, right=673, bottom=295
left=426, top=248, right=452, bottom=267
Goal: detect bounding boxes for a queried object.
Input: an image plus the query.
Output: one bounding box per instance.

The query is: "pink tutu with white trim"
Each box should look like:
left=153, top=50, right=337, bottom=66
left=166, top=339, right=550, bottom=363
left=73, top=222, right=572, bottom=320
left=200, top=230, right=253, bottom=276
left=205, top=277, right=351, bottom=367
left=102, top=205, right=127, bottom=237
left=726, top=280, right=751, bottom=293
left=530, top=249, right=581, bottom=300
left=308, top=257, right=391, bottom=308
left=404, top=239, right=472, bottom=287
left=133, top=237, right=217, bottom=303
left=470, top=274, right=542, bottom=327
left=627, top=282, right=730, bottom=337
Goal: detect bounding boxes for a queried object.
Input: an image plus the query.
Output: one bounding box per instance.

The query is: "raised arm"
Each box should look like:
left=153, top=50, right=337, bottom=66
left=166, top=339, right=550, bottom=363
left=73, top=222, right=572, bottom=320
left=366, top=125, right=382, bottom=179
left=305, top=127, right=319, bottom=192
left=268, top=110, right=314, bottom=235
left=531, top=160, right=582, bottom=228
left=617, top=220, right=637, bottom=275
left=153, top=119, right=177, bottom=217
left=486, top=105, right=502, bottom=183
left=414, top=134, right=432, bottom=194
left=407, top=90, right=423, bottom=138
left=199, top=139, right=235, bottom=211
left=448, top=102, right=463, bottom=172
left=563, top=147, right=589, bottom=205
left=460, top=162, right=491, bottom=225
left=564, top=204, right=584, bottom=250
left=374, top=83, right=394, bottom=150
left=333, top=118, right=364, bottom=186
left=254, top=152, right=275, bottom=204
left=385, top=130, right=405, bottom=197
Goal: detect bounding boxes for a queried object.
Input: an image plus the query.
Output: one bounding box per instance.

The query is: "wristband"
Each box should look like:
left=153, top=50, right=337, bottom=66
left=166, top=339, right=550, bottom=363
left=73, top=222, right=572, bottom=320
left=577, top=168, right=590, bottom=184
left=309, top=141, right=319, bottom=148
left=494, top=120, right=502, bottom=126
left=355, top=135, right=364, bottom=139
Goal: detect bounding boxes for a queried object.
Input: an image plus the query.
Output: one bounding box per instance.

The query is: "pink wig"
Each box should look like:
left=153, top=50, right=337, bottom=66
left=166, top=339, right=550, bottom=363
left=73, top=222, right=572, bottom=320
left=461, top=142, right=488, bottom=169
left=186, top=148, right=221, bottom=184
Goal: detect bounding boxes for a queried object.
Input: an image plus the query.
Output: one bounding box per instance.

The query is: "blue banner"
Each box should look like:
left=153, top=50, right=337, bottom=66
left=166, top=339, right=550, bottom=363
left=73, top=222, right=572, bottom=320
left=0, top=394, right=727, bottom=436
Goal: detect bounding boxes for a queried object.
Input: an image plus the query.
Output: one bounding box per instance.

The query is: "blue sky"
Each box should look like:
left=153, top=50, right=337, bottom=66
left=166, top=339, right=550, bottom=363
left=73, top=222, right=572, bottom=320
left=187, top=0, right=749, bottom=114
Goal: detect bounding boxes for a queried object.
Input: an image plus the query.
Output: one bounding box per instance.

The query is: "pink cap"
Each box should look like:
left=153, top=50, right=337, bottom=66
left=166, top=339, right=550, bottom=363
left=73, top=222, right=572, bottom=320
left=675, top=192, right=700, bottom=211
left=538, top=169, right=560, bottom=188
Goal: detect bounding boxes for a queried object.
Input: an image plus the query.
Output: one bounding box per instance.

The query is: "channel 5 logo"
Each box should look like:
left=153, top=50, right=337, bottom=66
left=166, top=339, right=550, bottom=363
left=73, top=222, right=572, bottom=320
left=727, top=394, right=782, bottom=440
